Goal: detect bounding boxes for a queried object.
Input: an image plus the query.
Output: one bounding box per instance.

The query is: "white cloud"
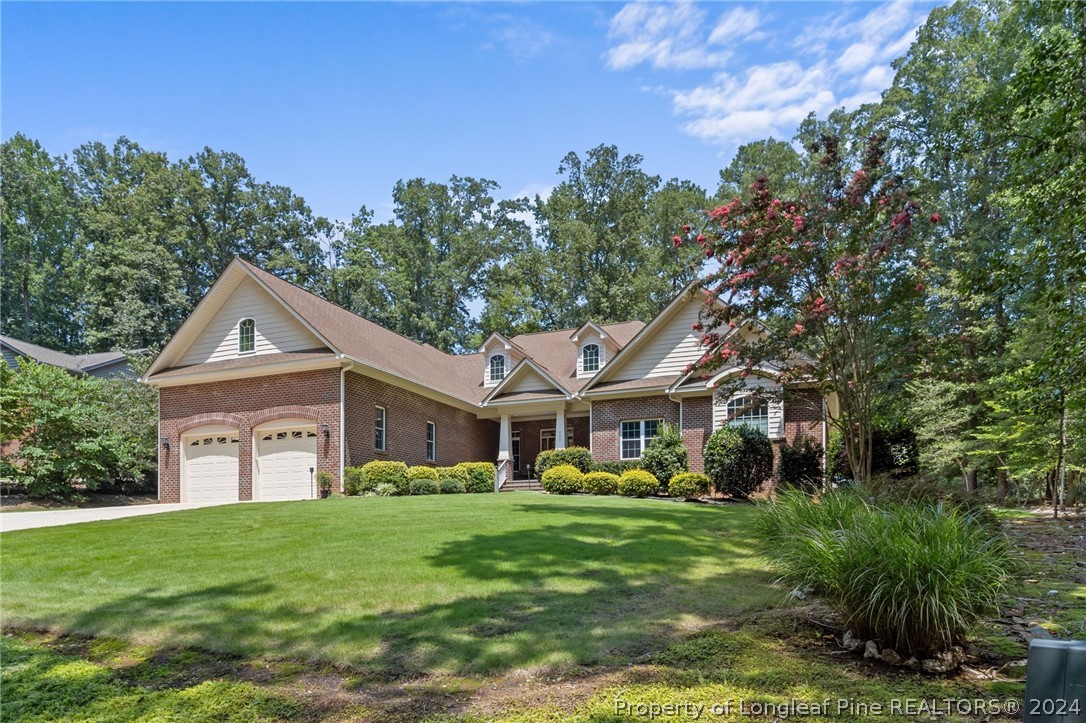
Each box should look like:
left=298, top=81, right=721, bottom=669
left=605, top=0, right=933, bottom=150
left=484, top=14, right=555, bottom=62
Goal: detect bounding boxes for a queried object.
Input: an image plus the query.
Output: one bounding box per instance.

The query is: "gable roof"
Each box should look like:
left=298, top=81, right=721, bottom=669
left=1, top=335, right=132, bottom=375
left=507, top=321, right=644, bottom=394
left=482, top=357, right=571, bottom=404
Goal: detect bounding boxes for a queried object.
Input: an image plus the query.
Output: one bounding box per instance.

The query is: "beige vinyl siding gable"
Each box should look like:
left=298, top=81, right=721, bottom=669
left=505, top=367, right=559, bottom=394
left=607, top=299, right=705, bottom=381
left=712, top=376, right=785, bottom=439
left=576, top=332, right=605, bottom=378
left=177, top=278, right=326, bottom=366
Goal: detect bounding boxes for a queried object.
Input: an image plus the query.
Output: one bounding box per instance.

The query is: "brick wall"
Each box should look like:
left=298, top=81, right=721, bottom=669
left=510, top=416, right=589, bottom=478
left=680, top=395, right=713, bottom=473
left=343, top=371, right=497, bottom=468
left=783, top=388, right=824, bottom=445
left=158, top=368, right=341, bottom=503
left=590, top=395, right=680, bottom=465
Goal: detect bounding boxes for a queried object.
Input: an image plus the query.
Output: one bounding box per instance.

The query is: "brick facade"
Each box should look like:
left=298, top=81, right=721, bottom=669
left=590, top=395, right=681, bottom=466
left=782, top=388, right=824, bottom=445
left=343, top=371, right=497, bottom=469
left=158, top=368, right=341, bottom=503
left=510, top=416, right=589, bottom=478
left=680, top=395, right=713, bottom=473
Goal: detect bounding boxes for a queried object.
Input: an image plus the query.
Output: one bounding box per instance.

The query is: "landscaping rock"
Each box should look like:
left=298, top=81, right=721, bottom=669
left=864, top=640, right=880, bottom=660
left=881, top=648, right=904, bottom=666
left=921, top=652, right=956, bottom=674
left=1025, top=625, right=1054, bottom=641
left=904, top=657, right=920, bottom=670
left=1046, top=589, right=1059, bottom=597
left=842, top=631, right=864, bottom=652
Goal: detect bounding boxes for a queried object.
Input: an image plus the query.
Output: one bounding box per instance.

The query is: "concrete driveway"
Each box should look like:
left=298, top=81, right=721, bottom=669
left=0, top=501, right=237, bottom=532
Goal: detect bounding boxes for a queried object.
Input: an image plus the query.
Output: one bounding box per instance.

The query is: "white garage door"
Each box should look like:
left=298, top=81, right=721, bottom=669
left=184, top=434, right=239, bottom=503
left=256, top=427, right=318, bottom=501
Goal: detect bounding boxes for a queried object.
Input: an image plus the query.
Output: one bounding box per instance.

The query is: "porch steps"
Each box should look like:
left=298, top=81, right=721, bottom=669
left=500, top=479, right=543, bottom=492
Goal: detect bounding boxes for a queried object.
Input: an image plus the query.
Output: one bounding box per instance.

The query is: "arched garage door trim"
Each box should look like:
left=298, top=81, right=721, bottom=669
left=181, top=424, right=240, bottom=503
left=252, top=417, right=319, bottom=501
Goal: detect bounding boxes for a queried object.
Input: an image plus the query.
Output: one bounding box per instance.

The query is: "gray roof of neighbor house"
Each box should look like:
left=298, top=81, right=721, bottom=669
left=0, top=335, right=134, bottom=376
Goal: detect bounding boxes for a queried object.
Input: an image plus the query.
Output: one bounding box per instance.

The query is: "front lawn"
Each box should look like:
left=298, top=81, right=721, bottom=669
left=1, top=494, right=775, bottom=676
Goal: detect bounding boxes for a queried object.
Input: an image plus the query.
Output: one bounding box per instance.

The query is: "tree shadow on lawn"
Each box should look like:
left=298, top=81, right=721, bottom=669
left=67, top=500, right=777, bottom=680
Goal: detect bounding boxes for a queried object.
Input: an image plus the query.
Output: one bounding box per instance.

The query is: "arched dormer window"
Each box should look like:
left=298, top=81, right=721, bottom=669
left=488, top=354, right=506, bottom=382
left=238, top=318, right=255, bottom=354
left=582, top=343, right=600, bottom=373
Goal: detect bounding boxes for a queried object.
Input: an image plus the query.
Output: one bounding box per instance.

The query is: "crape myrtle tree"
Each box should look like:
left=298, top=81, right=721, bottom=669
left=677, top=132, right=929, bottom=486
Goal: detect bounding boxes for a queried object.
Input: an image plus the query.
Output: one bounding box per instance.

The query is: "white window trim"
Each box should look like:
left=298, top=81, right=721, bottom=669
left=238, top=318, right=256, bottom=355
left=486, top=353, right=507, bottom=385
left=726, top=395, right=770, bottom=437
left=620, top=418, right=662, bottom=460
left=374, top=406, right=387, bottom=451
left=540, top=426, right=574, bottom=450
left=581, top=343, right=601, bottom=375
left=577, top=340, right=605, bottom=378
left=425, top=420, right=436, bottom=461
left=511, top=430, right=521, bottom=472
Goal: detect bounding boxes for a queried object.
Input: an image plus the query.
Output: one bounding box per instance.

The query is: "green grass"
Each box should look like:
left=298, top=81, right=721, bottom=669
left=1, top=495, right=775, bottom=676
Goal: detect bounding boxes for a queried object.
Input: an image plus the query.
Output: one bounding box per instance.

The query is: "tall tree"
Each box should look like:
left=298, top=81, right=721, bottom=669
left=716, top=138, right=804, bottom=203
left=0, top=134, right=82, bottom=349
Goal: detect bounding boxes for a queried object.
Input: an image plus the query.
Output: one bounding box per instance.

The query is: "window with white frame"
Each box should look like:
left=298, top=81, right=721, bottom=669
left=540, top=426, right=574, bottom=452
left=238, top=318, right=255, bottom=354
left=511, top=431, right=521, bottom=472
left=582, top=343, right=600, bottom=373
left=620, top=419, right=661, bottom=459
left=426, top=421, right=435, bottom=461
left=726, top=395, right=769, bottom=436
left=488, top=354, right=506, bottom=382
left=374, top=406, right=386, bottom=451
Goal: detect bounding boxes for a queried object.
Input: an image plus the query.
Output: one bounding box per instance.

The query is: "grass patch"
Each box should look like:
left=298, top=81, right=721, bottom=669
left=1, top=495, right=776, bottom=676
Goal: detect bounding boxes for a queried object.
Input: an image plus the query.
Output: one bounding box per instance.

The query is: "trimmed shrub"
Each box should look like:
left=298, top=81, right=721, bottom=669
left=407, top=465, right=440, bottom=481
left=361, top=461, right=409, bottom=495
left=750, top=488, right=1015, bottom=656
left=704, top=425, right=773, bottom=498
left=639, top=423, right=688, bottom=491
left=439, top=478, right=467, bottom=494
left=536, top=446, right=592, bottom=475
left=779, top=436, right=824, bottom=491
left=590, top=460, right=641, bottom=476
left=582, top=471, right=620, bottom=495
left=618, top=469, right=659, bottom=497
left=409, top=479, right=439, bottom=495
left=668, top=472, right=710, bottom=499
left=456, top=462, right=495, bottom=493
left=371, top=482, right=398, bottom=497
left=436, top=465, right=470, bottom=483
left=540, top=464, right=583, bottom=494
left=343, top=466, right=367, bottom=496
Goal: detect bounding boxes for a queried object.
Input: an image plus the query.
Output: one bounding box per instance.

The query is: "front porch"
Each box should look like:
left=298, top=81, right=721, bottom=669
left=481, top=401, right=591, bottom=490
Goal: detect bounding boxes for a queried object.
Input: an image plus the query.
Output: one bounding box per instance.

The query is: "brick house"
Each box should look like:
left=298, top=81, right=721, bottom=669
left=143, top=259, right=831, bottom=503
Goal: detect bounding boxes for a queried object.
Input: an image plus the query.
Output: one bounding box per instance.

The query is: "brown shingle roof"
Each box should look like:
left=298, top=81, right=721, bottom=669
left=149, top=351, right=336, bottom=380
left=584, top=374, right=684, bottom=394
left=508, top=321, right=644, bottom=394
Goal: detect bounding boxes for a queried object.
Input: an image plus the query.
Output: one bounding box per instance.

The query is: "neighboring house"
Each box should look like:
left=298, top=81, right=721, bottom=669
left=0, top=335, right=136, bottom=378
left=143, top=258, right=831, bottom=504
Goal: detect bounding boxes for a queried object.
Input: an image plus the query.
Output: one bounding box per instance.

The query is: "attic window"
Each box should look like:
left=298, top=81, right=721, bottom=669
left=582, top=344, right=600, bottom=373
left=238, top=319, right=255, bottom=354
left=488, top=354, right=506, bottom=382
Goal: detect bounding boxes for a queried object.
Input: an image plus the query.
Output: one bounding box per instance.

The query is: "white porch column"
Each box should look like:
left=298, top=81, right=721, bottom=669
left=555, top=407, right=567, bottom=449
left=498, top=414, right=512, bottom=460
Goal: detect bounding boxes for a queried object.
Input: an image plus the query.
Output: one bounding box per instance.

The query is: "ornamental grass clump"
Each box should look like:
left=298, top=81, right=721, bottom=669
left=750, top=488, right=1015, bottom=657
left=540, top=464, right=583, bottom=495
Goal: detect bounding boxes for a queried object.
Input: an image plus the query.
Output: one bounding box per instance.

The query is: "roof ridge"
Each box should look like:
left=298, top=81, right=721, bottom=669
left=511, top=319, right=643, bottom=339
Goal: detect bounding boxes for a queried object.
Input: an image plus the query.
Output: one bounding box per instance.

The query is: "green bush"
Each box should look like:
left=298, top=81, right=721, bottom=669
left=435, top=465, right=469, bottom=483
left=456, top=462, right=495, bottom=493
left=750, top=488, right=1015, bottom=656
left=409, top=479, right=439, bottom=495
left=536, top=446, right=592, bottom=475
left=361, top=461, right=409, bottom=495
left=668, top=472, right=710, bottom=499
left=590, top=460, right=641, bottom=475
left=439, top=478, right=467, bottom=494
left=704, top=425, right=773, bottom=498
left=540, top=464, right=583, bottom=494
left=371, top=482, right=398, bottom=497
left=316, top=471, right=334, bottom=493
left=343, top=467, right=367, bottom=496
left=582, top=471, right=620, bottom=495
left=779, top=436, right=823, bottom=491
left=639, top=423, right=687, bottom=491
left=618, top=469, right=659, bottom=497
left=407, top=465, right=439, bottom=481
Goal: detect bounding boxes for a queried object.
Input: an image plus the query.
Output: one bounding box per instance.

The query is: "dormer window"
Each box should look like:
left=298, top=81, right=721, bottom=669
left=582, top=344, right=600, bottom=373
left=238, top=319, right=255, bottom=354
left=488, top=354, right=506, bottom=382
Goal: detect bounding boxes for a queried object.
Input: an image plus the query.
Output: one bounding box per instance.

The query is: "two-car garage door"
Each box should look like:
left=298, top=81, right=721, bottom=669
left=182, top=423, right=317, bottom=503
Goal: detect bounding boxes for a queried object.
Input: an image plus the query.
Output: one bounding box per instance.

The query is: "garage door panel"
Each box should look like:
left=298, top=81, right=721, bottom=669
left=184, top=435, right=239, bottom=503
left=257, top=428, right=317, bottom=501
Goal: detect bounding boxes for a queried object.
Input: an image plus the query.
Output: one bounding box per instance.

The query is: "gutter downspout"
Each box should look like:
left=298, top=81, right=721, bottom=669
left=821, top=395, right=829, bottom=489
left=340, top=360, right=347, bottom=493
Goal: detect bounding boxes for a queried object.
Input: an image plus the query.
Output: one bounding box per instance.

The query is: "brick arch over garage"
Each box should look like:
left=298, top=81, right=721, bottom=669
left=249, top=406, right=320, bottom=428
left=177, top=413, right=245, bottom=435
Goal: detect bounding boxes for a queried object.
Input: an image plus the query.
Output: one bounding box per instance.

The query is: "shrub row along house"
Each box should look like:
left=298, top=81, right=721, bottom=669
left=142, top=258, right=832, bottom=503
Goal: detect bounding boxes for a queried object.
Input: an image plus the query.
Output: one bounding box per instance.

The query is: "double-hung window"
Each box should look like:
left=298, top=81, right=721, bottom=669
left=374, top=406, right=387, bottom=451
left=426, top=421, right=436, bottom=461
left=620, top=419, right=661, bottom=459
left=726, top=395, right=769, bottom=436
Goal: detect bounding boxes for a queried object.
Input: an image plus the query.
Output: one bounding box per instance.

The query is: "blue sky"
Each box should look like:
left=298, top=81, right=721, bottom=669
left=2, top=1, right=938, bottom=223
